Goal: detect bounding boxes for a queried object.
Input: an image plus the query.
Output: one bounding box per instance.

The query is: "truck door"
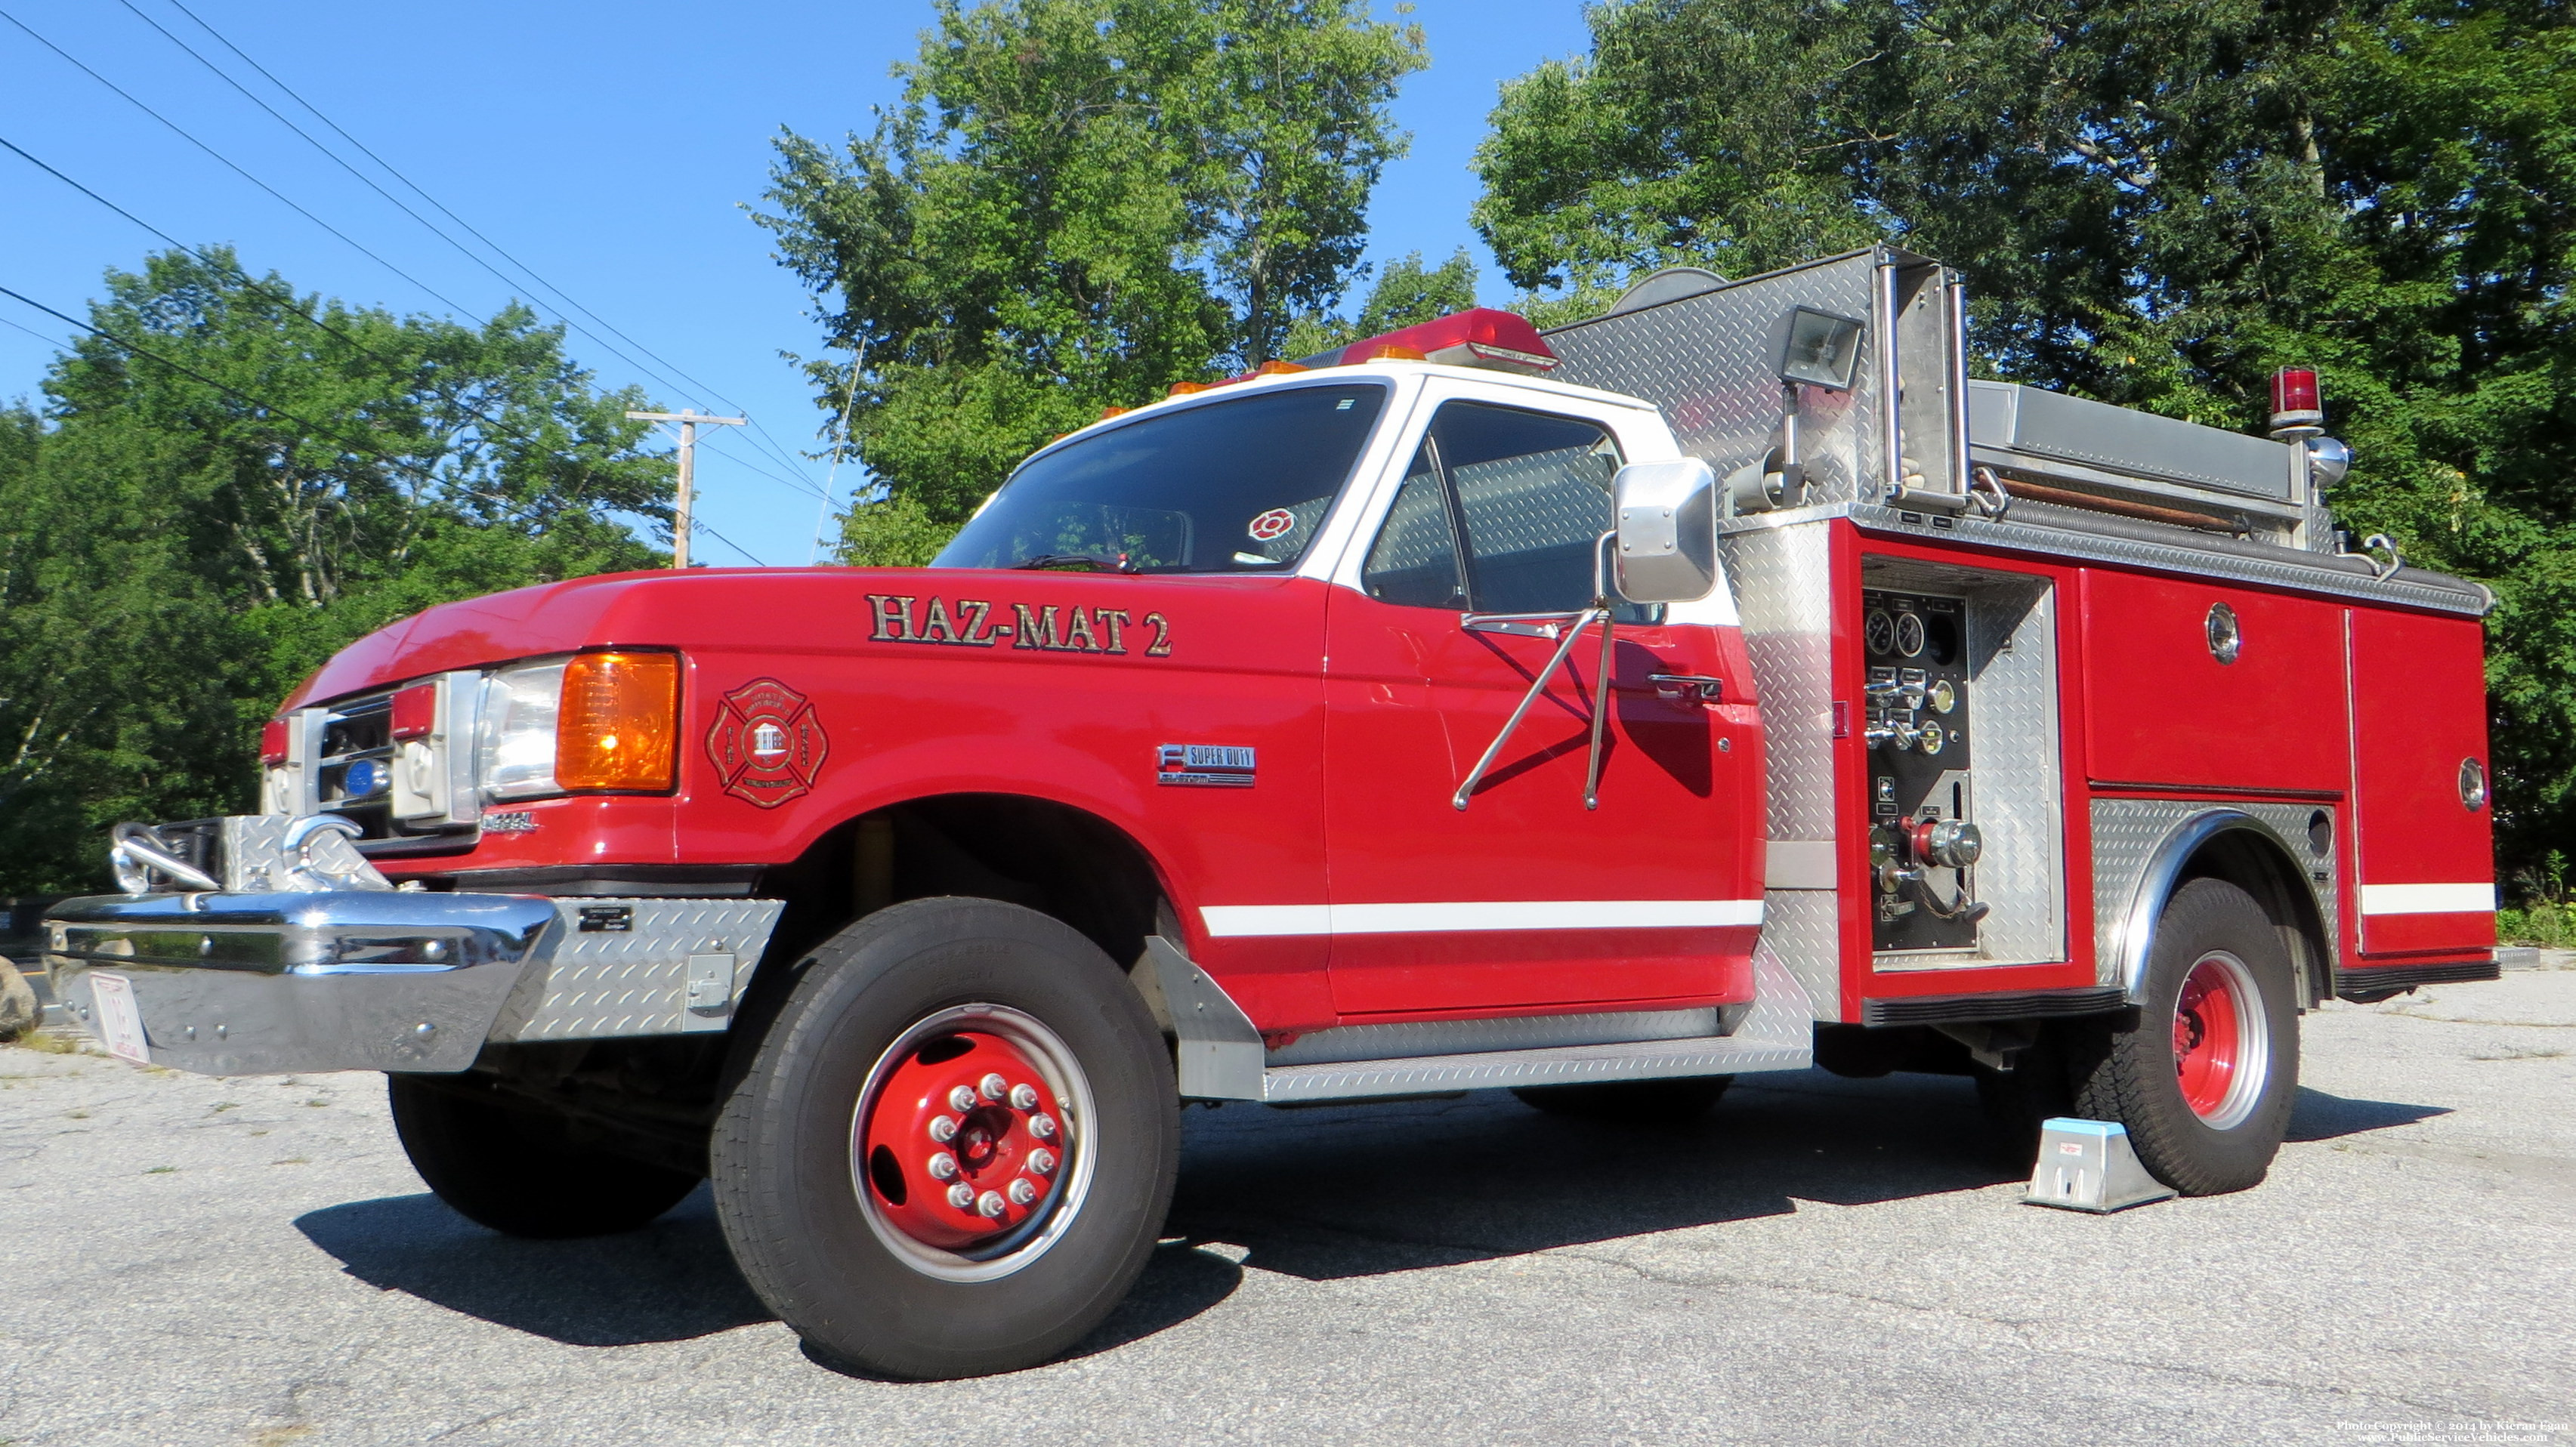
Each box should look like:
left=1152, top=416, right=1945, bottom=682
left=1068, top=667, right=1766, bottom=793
left=2347, top=607, right=2497, bottom=956
left=1320, top=396, right=1762, bottom=1017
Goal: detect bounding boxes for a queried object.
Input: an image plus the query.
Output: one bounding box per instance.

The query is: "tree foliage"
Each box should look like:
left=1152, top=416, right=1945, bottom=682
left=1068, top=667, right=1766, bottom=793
left=1282, top=246, right=1481, bottom=359
left=0, top=250, right=671, bottom=891
left=754, top=0, right=1425, bottom=554
left=1475, top=0, right=2576, bottom=887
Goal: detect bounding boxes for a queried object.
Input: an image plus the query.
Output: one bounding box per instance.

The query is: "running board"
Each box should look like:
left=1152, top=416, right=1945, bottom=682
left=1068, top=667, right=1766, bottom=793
left=1144, top=937, right=1813, bottom=1103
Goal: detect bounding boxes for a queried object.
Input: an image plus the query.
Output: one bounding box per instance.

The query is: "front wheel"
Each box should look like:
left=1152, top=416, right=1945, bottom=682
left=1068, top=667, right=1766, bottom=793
left=711, top=898, right=1178, bottom=1380
left=2071, top=877, right=2300, bottom=1195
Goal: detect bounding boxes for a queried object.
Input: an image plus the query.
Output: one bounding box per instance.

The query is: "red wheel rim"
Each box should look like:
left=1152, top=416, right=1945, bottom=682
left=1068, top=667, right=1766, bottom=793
left=2173, top=954, right=2250, bottom=1122
left=857, top=1026, right=1072, bottom=1253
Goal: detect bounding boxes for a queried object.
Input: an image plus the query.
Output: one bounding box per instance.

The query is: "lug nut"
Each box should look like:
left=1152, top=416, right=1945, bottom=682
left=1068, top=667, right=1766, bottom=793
left=928, top=1115, right=957, bottom=1142
left=1029, top=1113, right=1058, bottom=1140
left=976, top=1190, right=1007, bottom=1218
left=978, top=1072, right=1008, bottom=1101
left=949, top=1085, right=979, bottom=1112
left=1026, top=1148, right=1056, bottom=1176
left=926, top=1152, right=959, bottom=1180
left=1009, top=1082, right=1040, bottom=1109
left=1007, top=1179, right=1036, bottom=1206
left=947, top=1183, right=975, bottom=1209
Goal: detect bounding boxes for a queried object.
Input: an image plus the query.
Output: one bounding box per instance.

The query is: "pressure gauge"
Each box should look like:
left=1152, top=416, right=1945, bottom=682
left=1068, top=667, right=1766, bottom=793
left=1864, top=609, right=1895, bottom=656
left=1895, top=611, right=1926, bottom=658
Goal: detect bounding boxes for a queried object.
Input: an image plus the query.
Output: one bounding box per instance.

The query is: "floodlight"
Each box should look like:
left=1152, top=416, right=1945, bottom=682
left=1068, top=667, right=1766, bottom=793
left=1779, top=307, right=1865, bottom=391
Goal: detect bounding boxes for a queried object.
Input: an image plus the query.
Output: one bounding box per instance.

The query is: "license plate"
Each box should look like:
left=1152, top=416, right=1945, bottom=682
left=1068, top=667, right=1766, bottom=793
left=88, top=973, right=151, bottom=1065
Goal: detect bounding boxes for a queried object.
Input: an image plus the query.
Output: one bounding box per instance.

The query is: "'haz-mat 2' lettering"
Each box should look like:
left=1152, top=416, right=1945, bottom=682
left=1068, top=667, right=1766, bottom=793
left=867, top=595, right=1172, bottom=657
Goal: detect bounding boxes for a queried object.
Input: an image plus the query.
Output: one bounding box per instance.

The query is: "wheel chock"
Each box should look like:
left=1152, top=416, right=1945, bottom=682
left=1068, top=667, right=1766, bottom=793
left=2022, top=1118, right=2176, bottom=1213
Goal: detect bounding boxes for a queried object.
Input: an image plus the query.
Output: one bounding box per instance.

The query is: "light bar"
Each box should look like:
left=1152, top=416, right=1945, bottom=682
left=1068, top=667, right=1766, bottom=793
left=1302, top=308, right=1558, bottom=375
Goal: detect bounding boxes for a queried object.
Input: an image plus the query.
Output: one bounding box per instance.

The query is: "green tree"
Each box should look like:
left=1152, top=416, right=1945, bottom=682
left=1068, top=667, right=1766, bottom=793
left=754, top=0, right=1424, bottom=559
left=1283, top=246, right=1481, bottom=359
left=1475, top=0, right=2576, bottom=884
left=0, top=249, right=672, bottom=890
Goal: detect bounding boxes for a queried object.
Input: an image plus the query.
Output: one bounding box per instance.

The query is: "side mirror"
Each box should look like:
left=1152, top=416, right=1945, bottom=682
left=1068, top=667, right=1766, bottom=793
left=1611, top=458, right=1719, bottom=603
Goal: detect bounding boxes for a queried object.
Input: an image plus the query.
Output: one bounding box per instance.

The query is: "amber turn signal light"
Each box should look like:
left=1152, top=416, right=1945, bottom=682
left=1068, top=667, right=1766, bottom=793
left=556, top=652, right=680, bottom=791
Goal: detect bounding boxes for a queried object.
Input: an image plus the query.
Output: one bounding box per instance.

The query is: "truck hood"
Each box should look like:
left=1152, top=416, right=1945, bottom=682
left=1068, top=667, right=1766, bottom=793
left=283, top=566, right=1307, bottom=708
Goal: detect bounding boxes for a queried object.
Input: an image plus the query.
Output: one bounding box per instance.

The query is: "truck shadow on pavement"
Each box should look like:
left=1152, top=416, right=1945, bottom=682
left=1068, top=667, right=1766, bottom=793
left=1157, top=1069, right=2449, bottom=1282
left=290, top=1068, right=2442, bottom=1359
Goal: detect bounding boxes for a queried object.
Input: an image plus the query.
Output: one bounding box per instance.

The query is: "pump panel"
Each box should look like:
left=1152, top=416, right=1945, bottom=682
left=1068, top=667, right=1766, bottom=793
left=1863, top=588, right=1979, bottom=952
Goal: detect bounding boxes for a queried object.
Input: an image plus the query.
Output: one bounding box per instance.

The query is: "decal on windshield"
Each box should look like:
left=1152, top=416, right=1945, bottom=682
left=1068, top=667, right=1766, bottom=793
left=867, top=594, right=1172, bottom=657
left=1246, top=508, right=1296, bottom=542
left=707, top=677, right=829, bottom=809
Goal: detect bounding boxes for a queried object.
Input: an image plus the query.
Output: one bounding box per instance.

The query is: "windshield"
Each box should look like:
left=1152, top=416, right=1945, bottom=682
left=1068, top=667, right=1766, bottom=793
left=933, top=383, right=1389, bottom=573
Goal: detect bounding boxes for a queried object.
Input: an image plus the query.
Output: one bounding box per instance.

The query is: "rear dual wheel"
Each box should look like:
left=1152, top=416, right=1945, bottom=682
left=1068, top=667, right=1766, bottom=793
left=712, top=897, right=1178, bottom=1381
left=2073, top=877, right=2300, bottom=1195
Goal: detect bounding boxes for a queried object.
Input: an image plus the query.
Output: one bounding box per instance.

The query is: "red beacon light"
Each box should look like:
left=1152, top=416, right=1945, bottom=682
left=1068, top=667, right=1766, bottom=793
left=1303, top=308, right=1558, bottom=375
left=2269, top=367, right=2325, bottom=439
left=258, top=717, right=291, bottom=767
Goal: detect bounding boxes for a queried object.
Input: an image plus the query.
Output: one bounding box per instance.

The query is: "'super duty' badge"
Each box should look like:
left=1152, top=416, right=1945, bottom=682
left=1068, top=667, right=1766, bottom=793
left=1157, top=744, right=1255, bottom=788
left=708, top=678, right=829, bottom=808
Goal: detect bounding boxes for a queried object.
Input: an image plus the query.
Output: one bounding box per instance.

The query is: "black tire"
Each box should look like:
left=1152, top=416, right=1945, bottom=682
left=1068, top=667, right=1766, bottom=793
left=711, top=897, right=1178, bottom=1381
left=2070, top=877, right=2300, bottom=1195
left=1511, top=1075, right=1732, bottom=1124
left=387, top=1075, right=699, bottom=1239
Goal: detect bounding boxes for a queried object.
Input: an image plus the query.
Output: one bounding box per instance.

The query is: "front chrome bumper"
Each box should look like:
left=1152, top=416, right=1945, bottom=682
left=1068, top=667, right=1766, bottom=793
left=44, top=890, right=786, bottom=1075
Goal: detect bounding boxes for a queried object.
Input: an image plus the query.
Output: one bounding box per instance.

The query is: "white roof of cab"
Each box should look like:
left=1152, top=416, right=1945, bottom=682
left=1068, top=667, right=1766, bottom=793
left=1024, top=361, right=1659, bottom=467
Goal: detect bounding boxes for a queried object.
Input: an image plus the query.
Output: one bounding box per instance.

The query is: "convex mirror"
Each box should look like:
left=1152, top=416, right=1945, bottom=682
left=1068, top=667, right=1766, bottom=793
left=1611, top=458, right=1718, bottom=603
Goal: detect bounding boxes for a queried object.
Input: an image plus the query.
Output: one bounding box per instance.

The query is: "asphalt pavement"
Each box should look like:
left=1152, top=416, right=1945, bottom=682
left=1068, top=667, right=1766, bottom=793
left=2, top=968, right=2569, bottom=1447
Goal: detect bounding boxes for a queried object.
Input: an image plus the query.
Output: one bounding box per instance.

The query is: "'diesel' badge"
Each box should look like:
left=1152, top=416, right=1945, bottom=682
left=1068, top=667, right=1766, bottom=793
left=707, top=677, right=829, bottom=808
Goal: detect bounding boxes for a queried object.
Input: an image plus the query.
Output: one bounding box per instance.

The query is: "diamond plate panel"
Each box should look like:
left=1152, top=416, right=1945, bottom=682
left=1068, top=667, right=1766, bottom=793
left=1759, top=888, right=1845, bottom=1020
left=2089, top=799, right=2338, bottom=991
left=1549, top=252, right=1888, bottom=509
left=1259, top=943, right=1812, bottom=1101
left=1720, top=519, right=1841, bottom=843
left=1853, top=503, right=2488, bottom=617
left=487, top=897, right=786, bottom=1041
left=1269, top=1006, right=1722, bottom=1066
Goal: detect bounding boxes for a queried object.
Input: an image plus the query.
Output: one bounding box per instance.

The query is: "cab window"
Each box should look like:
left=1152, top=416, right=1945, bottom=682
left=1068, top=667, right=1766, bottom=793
left=1360, top=401, right=1630, bottom=615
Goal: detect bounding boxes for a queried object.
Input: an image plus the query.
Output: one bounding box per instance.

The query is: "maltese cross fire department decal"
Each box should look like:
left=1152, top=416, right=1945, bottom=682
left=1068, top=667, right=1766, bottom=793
left=707, top=677, right=829, bottom=809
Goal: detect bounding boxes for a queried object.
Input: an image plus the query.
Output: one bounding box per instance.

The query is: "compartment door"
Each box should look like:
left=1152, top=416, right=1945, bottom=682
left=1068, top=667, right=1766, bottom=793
left=2348, top=609, right=2496, bottom=956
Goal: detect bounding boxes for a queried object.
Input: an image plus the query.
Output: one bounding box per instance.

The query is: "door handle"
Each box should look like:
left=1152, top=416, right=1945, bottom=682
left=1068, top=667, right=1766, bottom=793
left=1646, top=673, right=1724, bottom=704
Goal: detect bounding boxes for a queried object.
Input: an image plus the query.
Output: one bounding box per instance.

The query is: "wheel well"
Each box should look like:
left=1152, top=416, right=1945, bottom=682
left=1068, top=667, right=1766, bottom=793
left=754, top=794, right=1168, bottom=982
left=2179, top=828, right=2332, bottom=1007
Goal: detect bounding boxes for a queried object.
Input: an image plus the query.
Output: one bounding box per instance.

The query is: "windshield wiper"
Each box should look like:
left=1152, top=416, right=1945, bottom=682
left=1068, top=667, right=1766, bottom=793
left=1008, top=552, right=1144, bottom=574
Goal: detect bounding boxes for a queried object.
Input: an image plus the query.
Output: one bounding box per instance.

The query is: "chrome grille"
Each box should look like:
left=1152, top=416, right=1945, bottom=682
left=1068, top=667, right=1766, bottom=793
left=317, top=693, right=394, bottom=838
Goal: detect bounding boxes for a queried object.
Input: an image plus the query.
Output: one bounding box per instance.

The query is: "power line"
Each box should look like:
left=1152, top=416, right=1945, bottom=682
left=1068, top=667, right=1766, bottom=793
left=690, top=517, right=767, bottom=567
left=0, top=312, right=73, bottom=350
left=0, top=6, right=499, bottom=325
left=145, top=0, right=826, bottom=483
left=79, top=0, right=755, bottom=466
left=0, top=132, right=822, bottom=524
left=0, top=279, right=580, bottom=530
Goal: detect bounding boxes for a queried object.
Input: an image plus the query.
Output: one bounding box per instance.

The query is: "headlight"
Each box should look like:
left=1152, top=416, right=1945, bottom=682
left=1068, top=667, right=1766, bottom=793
left=479, top=659, right=567, bottom=801
left=475, top=653, right=681, bottom=803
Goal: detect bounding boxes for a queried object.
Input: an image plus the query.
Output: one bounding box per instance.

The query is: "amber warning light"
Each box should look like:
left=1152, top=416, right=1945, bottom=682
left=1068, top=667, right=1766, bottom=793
left=556, top=652, right=681, bottom=791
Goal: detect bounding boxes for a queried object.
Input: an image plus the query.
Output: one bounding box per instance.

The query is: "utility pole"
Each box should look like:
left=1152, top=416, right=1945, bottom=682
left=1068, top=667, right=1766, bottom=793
left=625, top=409, right=746, bottom=569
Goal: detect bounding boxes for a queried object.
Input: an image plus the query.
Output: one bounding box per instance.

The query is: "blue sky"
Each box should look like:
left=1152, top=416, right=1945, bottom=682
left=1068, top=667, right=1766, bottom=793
left=0, top=0, right=1592, bottom=567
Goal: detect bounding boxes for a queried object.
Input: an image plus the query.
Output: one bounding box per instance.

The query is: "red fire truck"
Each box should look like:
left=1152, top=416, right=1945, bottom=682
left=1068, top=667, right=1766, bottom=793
left=45, top=247, right=2511, bottom=1379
